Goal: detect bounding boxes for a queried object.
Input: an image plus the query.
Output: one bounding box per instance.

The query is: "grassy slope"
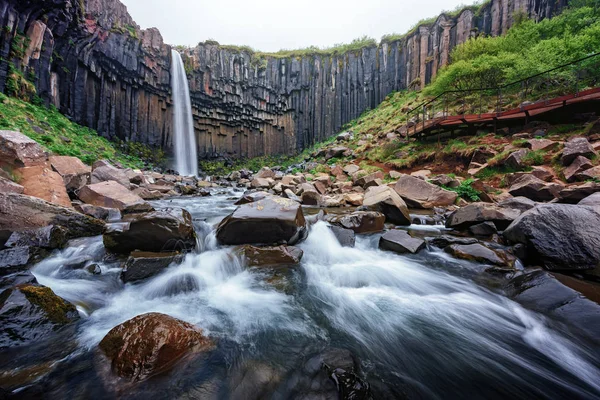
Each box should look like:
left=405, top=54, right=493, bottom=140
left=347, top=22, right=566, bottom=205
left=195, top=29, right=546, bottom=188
left=0, top=93, right=160, bottom=169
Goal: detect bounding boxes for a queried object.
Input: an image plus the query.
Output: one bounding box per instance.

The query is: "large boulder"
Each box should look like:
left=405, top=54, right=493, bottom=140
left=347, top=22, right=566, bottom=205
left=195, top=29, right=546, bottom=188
left=0, top=193, right=104, bottom=240
left=240, top=245, right=303, bottom=267
left=325, top=211, right=385, bottom=234
left=0, top=130, right=47, bottom=168
left=445, top=203, right=521, bottom=231
left=561, top=137, right=596, bottom=165
left=503, top=204, right=600, bottom=270
left=504, top=149, right=530, bottom=170
left=16, top=165, right=72, bottom=207
left=0, top=247, right=48, bottom=276
left=575, top=165, right=600, bottom=181
left=216, top=196, right=307, bottom=246
left=508, top=174, right=562, bottom=202
left=328, top=225, right=356, bottom=247
left=49, top=155, right=91, bottom=192
left=98, top=313, right=214, bottom=381
left=0, top=284, right=79, bottom=348
left=379, top=230, right=425, bottom=254
left=354, top=171, right=384, bottom=188
left=394, top=175, right=458, bottom=208
left=104, top=208, right=196, bottom=254
left=497, top=197, right=536, bottom=212
left=78, top=181, right=153, bottom=213
left=363, top=186, right=411, bottom=225
left=121, top=252, right=184, bottom=283
left=579, top=192, right=600, bottom=208
left=91, top=162, right=131, bottom=187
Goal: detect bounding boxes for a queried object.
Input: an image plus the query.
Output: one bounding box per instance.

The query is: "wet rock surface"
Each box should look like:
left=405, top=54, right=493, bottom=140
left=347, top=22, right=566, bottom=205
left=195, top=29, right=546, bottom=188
left=446, top=203, right=521, bottom=231
left=121, top=251, right=184, bottom=283
left=363, top=186, right=411, bottom=226
left=104, top=208, right=196, bottom=254
left=241, top=245, right=304, bottom=267
left=379, top=230, right=426, bottom=254
left=98, top=312, right=214, bottom=381
left=216, top=196, right=306, bottom=245
left=0, top=284, right=79, bottom=348
left=325, top=211, right=385, bottom=234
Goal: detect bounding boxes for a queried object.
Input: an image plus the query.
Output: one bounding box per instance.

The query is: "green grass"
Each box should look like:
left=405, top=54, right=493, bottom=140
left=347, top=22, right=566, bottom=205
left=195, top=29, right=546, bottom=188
left=444, top=178, right=481, bottom=201
left=0, top=93, right=156, bottom=168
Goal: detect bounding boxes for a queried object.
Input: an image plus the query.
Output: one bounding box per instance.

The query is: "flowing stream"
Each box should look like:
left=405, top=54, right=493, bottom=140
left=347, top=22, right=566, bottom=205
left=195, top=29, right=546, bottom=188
left=18, top=191, right=600, bottom=399
left=171, top=49, right=198, bottom=177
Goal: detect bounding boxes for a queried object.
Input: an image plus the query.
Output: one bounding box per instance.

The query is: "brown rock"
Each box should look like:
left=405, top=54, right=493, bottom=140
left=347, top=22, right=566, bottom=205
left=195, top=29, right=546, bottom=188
left=379, top=230, right=425, bottom=254
left=255, top=167, right=276, bottom=179
left=508, top=174, right=562, bottom=202
left=445, top=203, right=521, bottom=230
left=325, top=211, right=385, bottom=234
left=49, top=155, right=91, bottom=191
left=91, top=162, right=131, bottom=188
left=559, top=182, right=600, bottom=204
left=216, top=196, right=307, bottom=245
left=504, top=149, right=530, bottom=169
left=0, top=192, right=104, bottom=240
left=354, top=171, right=384, bottom=188
left=343, top=165, right=360, bottom=175
left=103, top=208, right=196, bottom=254
left=526, top=139, right=558, bottom=152
left=445, top=243, right=515, bottom=268
left=363, top=186, right=411, bottom=225
left=78, top=181, right=153, bottom=213
left=0, top=176, right=24, bottom=194
left=410, top=169, right=431, bottom=180
left=562, top=137, right=596, bottom=166
left=343, top=193, right=364, bottom=206
left=301, top=190, right=322, bottom=206
left=16, top=165, right=71, bottom=208
left=241, top=245, right=303, bottom=267
left=564, top=156, right=593, bottom=182
left=0, top=130, right=47, bottom=168
left=98, top=313, right=214, bottom=381
left=394, top=175, right=458, bottom=209
left=121, top=251, right=184, bottom=283
left=575, top=166, right=600, bottom=181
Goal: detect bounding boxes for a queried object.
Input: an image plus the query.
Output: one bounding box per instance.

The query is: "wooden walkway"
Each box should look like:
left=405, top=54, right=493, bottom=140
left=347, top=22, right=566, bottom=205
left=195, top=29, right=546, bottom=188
left=408, top=86, right=600, bottom=137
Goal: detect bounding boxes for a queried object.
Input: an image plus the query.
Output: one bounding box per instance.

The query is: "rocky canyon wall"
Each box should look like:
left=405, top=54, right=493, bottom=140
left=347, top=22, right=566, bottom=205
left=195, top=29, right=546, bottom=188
left=0, top=0, right=568, bottom=160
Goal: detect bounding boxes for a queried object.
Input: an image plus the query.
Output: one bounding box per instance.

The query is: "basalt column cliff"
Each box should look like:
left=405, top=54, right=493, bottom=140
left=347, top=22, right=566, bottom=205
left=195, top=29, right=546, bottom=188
left=0, top=0, right=567, bottom=159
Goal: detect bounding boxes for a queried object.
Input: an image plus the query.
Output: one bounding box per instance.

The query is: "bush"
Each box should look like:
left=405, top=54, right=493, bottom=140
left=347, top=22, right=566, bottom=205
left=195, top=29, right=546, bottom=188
left=445, top=178, right=481, bottom=201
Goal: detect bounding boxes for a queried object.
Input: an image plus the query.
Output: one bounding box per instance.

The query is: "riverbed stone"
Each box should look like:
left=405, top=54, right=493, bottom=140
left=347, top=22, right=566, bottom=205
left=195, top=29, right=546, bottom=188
left=325, top=211, right=385, bottom=234
left=503, top=204, right=600, bottom=271
left=216, top=196, right=307, bottom=246
left=15, top=165, right=72, bottom=208
left=91, top=162, right=131, bottom=188
left=0, top=192, right=105, bottom=240
left=394, top=175, right=458, bottom=208
left=363, top=186, right=411, bottom=225
left=121, top=251, right=184, bottom=283
left=0, top=284, right=79, bottom=348
left=328, top=225, right=356, bottom=247
left=98, top=312, right=214, bottom=381
left=241, top=245, right=303, bottom=267
left=445, top=243, right=515, bottom=268
left=379, top=230, right=425, bottom=254
left=104, top=208, right=196, bottom=254
left=78, top=181, right=153, bottom=213
left=508, top=174, right=562, bottom=202
left=445, top=203, right=521, bottom=231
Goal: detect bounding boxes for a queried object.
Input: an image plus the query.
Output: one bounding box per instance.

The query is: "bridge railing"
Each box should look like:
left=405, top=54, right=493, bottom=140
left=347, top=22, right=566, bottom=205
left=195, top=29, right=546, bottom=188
left=405, top=52, right=600, bottom=137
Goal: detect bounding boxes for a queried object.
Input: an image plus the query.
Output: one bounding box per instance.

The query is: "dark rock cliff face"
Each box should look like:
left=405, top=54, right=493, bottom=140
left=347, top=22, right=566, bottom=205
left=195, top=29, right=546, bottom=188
left=0, top=0, right=567, bottom=160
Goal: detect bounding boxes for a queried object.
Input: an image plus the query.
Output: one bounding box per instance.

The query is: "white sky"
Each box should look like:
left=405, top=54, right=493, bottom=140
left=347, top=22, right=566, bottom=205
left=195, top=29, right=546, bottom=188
left=120, top=0, right=470, bottom=52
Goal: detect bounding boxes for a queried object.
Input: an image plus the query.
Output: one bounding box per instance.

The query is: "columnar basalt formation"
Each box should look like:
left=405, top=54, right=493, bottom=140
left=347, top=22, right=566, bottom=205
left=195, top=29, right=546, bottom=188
left=0, top=0, right=567, bottom=160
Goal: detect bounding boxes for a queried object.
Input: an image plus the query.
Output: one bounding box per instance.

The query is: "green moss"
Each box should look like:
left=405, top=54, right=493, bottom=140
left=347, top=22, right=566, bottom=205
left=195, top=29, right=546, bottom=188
left=0, top=93, right=151, bottom=168
left=19, top=285, right=77, bottom=325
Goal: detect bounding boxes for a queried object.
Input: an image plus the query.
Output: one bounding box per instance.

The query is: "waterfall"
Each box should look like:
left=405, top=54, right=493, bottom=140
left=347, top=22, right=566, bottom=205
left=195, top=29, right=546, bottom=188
left=171, top=49, right=198, bottom=177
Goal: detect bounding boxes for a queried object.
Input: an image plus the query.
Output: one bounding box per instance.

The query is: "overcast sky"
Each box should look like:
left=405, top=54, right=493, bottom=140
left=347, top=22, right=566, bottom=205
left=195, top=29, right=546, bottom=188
left=120, top=0, right=470, bottom=52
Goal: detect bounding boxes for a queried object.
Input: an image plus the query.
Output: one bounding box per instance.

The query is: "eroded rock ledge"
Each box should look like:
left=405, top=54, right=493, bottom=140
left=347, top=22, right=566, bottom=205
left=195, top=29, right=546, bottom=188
left=0, top=0, right=567, bottom=159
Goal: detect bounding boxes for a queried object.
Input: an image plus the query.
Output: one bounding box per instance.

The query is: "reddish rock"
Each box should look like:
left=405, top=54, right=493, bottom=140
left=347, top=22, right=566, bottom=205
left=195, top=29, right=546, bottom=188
left=99, top=313, right=214, bottom=381
left=564, top=156, right=593, bottom=182
left=241, top=245, right=303, bottom=267
left=91, top=162, right=131, bottom=188
left=49, top=155, right=91, bottom=191
left=508, top=174, right=562, bottom=202
left=78, top=181, right=153, bottom=213
left=16, top=165, right=72, bottom=208
left=354, top=171, right=384, bottom=188
left=562, top=137, right=597, bottom=166
left=363, top=186, right=411, bottom=225
left=575, top=166, right=600, bottom=181
left=504, top=149, right=530, bottom=170
left=0, top=176, right=24, bottom=194
left=394, top=175, right=458, bottom=209
left=526, top=139, right=558, bottom=152
left=0, top=130, right=47, bottom=168
left=325, top=211, right=385, bottom=234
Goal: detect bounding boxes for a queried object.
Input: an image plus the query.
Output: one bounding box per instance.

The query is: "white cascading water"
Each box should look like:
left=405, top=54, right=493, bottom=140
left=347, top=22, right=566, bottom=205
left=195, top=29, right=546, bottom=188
left=171, top=49, right=198, bottom=176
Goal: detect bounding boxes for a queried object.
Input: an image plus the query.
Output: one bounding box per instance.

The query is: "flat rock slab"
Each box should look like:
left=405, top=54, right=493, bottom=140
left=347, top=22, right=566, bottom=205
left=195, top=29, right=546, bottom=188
left=445, top=243, right=513, bottom=267
left=446, top=203, right=521, bottom=231
left=379, top=230, right=425, bottom=254
left=49, top=155, right=91, bottom=191
left=121, top=251, right=184, bottom=283
left=241, top=245, right=303, bottom=267
left=78, top=181, right=152, bottom=213
left=217, top=196, right=307, bottom=245
left=325, top=211, right=385, bottom=234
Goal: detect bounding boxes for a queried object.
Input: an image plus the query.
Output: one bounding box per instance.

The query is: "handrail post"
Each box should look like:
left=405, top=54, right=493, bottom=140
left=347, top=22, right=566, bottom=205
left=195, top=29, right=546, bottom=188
left=575, top=60, right=580, bottom=97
